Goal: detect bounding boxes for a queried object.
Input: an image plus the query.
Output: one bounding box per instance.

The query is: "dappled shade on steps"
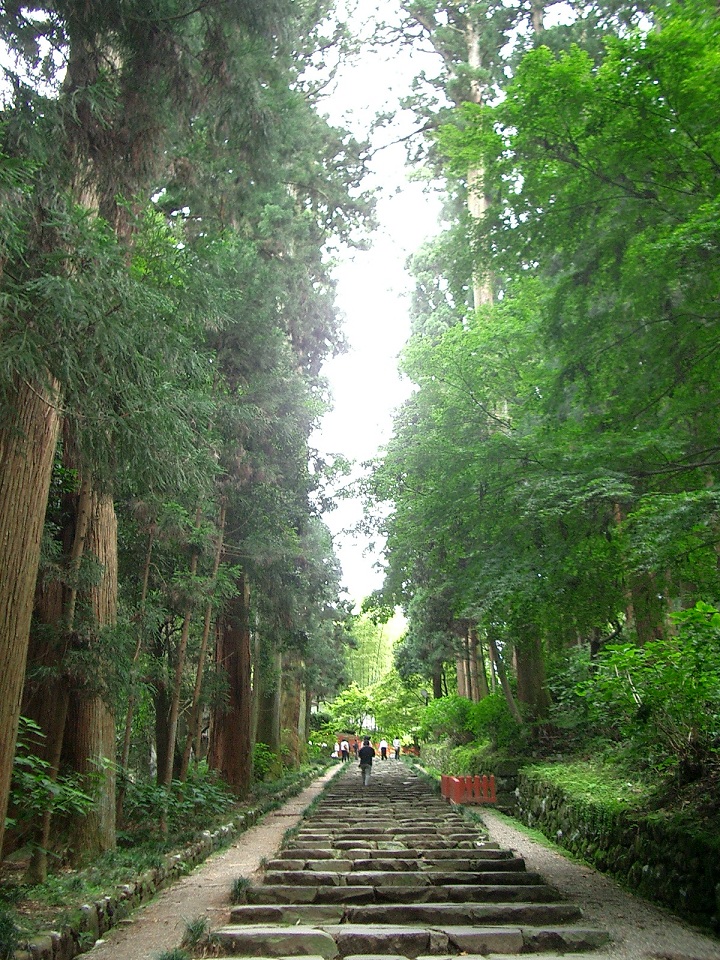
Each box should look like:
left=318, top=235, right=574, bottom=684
left=214, top=761, right=611, bottom=958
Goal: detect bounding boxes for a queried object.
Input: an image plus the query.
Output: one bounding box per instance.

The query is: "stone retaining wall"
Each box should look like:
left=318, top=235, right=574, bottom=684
left=514, top=770, right=720, bottom=933
left=13, top=766, right=327, bottom=960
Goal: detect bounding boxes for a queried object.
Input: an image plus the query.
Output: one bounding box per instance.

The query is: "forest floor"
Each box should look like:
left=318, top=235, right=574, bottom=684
left=75, top=762, right=720, bottom=960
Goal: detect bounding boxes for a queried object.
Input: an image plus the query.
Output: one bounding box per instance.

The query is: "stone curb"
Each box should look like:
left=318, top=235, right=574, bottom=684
left=12, top=765, right=329, bottom=960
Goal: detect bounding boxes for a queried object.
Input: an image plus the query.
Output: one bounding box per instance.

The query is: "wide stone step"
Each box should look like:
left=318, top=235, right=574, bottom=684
left=263, top=862, right=528, bottom=887
left=214, top=764, right=609, bottom=959
left=243, top=881, right=561, bottom=906
left=229, top=902, right=582, bottom=926
left=213, top=923, right=610, bottom=957
left=211, top=954, right=620, bottom=960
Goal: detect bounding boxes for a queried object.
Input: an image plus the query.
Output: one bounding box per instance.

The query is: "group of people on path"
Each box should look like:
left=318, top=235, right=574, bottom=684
left=333, top=735, right=403, bottom=786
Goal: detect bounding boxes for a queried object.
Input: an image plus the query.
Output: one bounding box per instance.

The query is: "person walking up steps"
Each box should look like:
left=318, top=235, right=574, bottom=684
left=358, top=736, right=375, bottom=786
left=340, top=738, right=350, bottom=762
left=379, top=738, right=388, bottom=760
left=393, top=736, right=401, bottom=759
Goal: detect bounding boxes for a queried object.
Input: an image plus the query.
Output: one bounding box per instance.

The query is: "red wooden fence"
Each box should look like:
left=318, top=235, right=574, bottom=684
left=440, top=774, right=496, bottom=805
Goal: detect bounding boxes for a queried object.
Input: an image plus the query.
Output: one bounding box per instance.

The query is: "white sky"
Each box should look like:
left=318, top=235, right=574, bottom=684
left=311, top=3, right=443, bottom=605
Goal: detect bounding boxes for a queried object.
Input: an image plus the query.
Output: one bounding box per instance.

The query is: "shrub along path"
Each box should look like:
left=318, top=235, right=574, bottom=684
left=86, top=761, right=720, bottom=960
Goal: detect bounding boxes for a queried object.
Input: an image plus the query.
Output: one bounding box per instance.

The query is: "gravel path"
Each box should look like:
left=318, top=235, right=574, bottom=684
left=85, top=765, right=720, bottom=960
left=479, top=808, right=720, bottom=960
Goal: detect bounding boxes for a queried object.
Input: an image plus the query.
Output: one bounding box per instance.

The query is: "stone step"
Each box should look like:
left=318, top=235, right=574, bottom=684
left=263, top=863, right=528, bottom=887
left=215, top=764, right=609, bottom=960
left=243, top=882, right=561, bottom=906
left=229, top=902, right=582, bottom=926
left=211, top=954, right=619, bottom=960
left=214, top=952, right=617, bottom=960
left=267, top=854, right=515, bottom=873
left=213, top=923, right=610, bottom=957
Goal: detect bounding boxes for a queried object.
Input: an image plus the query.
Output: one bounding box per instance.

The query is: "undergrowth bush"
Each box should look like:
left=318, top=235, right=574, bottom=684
left=578, top=602, right=720, bottom=781
left=122, top=763, right=234, bottom=837
left=8, top=718, right=95, bottom=838
left=418, top=695, right=473, bottom=744
left=0, top=906, right=18, bottom=960
left=467, top=693, right=526, bottom=753
left=252, top=743, right=278, bottom=782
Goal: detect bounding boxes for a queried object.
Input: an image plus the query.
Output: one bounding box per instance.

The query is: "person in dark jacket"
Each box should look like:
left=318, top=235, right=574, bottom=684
left=358, top=737, right=375, bottom=787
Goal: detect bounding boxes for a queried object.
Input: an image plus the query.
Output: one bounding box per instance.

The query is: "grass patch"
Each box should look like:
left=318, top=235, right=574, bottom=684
left=522, top=759, right=652, bottom=814
left=180, top=915, right=210, bottom=950
left=229, top=875, right=250, bottom=903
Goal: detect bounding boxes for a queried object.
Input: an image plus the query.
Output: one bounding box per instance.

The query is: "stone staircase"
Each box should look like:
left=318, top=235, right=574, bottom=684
left=213, top=761, right=611, bottom=959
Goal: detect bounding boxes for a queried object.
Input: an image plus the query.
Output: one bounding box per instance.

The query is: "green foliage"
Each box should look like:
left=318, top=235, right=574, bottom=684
left=252, top=743, right=278, bottom=783
left=546, top=647, right=594, bottom=736
left=309, top=709, right=332, bottom=731
left=344, top=613, right=396, bottom=689
left=578, top=603, right=720, bottom=777
left=180, top=916, right=210, bottom=949
left=154, top=950, right=190, bottom=960
left=229, top=876, right=250, bottom=903
left=418, top=694, right=472, bottom=745
left=365, top=670, right=427, bottom=740
left=467, top=694, right=525, bottom=753
left=523, top=760, right=652, bottom=816
left=7, top=718, right=94, bottom=832
left=122, top=766, right=234, bottom=838
left=0, top=906, right=18, bottom=960
left=372, top=0, right=720, bottom=743
left=325, top=683, right=372, bottom=734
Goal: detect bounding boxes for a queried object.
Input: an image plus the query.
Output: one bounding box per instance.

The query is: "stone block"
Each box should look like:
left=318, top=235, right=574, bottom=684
left=443, top=925, right=524, bottom=954
left=214, top=925, right=339, bottom=958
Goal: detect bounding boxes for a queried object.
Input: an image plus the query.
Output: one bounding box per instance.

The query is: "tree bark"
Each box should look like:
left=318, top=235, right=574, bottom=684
left=487, top=631, right=523, bottom=724
left=255, top=646, right=282, bottom=754
left=209, top=571, right=253, bottom=797
left=456, top=654, right=468, bottom=698
left=471, top=627, right=490, bottom=699
left=432, top=663, right=444, bottom=699
left=514, top=626, right=551, bottom=720
left=0, top=376, right=61, bottom=856
left=117, top=522, right=156, bottom=824
left=180, top=501, right=226, bottom=781
left=161, top=506, right=202, bottom=794
left=21, top=458, right=92, bottom=879
left=279, top=651, right=303, bottom=768
left=62, top=489, right=118, bottom=862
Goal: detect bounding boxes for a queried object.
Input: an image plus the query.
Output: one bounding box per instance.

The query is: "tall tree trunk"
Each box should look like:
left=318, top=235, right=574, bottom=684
left=0, top=376, right=61, bottom=856
left=303, top=687, right=312, bottom=749
left=209, top=571, right=252, bottom=797
left=180, top=501, right=226, bottom=781
left=487, top=631, right=523, bottom=724
left=468, top=625, right=482, bottom=701
left=432, top=663, right=443, bottom=699
left=471, top=627, right=490, bottom=699
left=629, top=571, right=666, bottom=645
left=117, top=522, right=156, bottom=824
left=19, top=574, right=68, bottom=880
left=255, top=646, right=282, bottom=754
left=279, top=651, right=302, bottom=768
left=21, top=463, right=92, bottom=880
left=161, top=506, right=202, bottom=796
left=514, top=626, right=550, bottom=720
left=62, top=489, right=118, bottom=862
left=466, top=21, right=493, bottom=311
left=456, top=654, right=469, bottom=698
